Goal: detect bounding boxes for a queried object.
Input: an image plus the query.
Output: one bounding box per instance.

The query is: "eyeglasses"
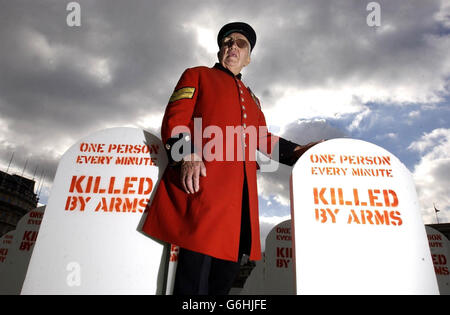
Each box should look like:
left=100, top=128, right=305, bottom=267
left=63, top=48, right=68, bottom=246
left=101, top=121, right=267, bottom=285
left=221, top=37, right=249, bottom=49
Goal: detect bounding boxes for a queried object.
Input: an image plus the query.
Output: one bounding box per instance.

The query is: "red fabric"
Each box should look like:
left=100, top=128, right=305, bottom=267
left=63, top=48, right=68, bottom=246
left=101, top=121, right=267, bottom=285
left=142, top=66, right=279, bottom=262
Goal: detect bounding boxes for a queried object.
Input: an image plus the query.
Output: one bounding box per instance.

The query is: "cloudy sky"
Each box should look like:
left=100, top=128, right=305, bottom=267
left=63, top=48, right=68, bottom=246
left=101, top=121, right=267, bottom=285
left=1, top=0, right=449, bottom=244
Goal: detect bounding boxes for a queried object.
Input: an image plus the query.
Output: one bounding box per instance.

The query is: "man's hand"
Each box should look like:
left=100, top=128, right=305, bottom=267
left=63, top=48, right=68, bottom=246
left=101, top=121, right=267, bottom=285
left=292, top=139, right=326, bottom=163
left=180, top=153, right=207, bottom=194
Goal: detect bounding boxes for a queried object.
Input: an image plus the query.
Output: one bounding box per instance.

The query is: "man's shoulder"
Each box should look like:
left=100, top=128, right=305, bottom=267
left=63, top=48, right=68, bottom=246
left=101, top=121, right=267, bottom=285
left=179, top=66, right=226, bottom=82
left=184, top=65, right=214, bottom=74
left=176, top=66, right=214, bottom=83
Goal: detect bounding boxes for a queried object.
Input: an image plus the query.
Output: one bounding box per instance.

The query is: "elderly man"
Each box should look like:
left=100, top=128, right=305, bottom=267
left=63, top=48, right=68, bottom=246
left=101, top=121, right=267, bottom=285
left=142, top=22, right=321, bottom=295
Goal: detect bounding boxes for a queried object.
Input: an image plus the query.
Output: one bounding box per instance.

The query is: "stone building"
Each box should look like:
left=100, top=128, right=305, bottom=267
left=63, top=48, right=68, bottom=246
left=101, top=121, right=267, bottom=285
left=0, top=171, right=38, bottom=237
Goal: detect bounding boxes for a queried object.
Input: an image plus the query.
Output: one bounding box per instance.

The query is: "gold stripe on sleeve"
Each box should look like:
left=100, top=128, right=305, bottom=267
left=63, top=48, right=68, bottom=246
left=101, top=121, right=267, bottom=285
left=169, top=87, right=196, bottom=103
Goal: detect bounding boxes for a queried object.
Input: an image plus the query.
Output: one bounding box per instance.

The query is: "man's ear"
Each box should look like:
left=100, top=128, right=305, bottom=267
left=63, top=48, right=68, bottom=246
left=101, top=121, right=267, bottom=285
left=244, top=53, right=251, bottom=67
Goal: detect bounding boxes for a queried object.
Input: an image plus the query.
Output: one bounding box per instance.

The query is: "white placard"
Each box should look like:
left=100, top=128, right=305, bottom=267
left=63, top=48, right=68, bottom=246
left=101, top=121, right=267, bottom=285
left=425, top=226, right=450, bottom=295
left=21, top=127, right=169, bottom=294
left=291, top=138, right=438, bottom=294
left=240, top=220, right=295, bottom=294
left=264, top=220, right=295, bottom=294
left=0, top=230, right=16, bottom=273
left=165, top=244, right=179, bottom=295
left=240, top=258, right=265, bottom=295
left=0, top=206, right=45, bottom=294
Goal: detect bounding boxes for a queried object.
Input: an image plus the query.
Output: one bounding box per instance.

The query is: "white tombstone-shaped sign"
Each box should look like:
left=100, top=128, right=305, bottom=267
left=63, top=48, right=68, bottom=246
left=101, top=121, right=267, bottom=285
left=0, top=230, right=16, bottom=274
left=264, top=220, right=295, bottom=294
left=240, top=255, right=265, bottom=295
left=241, top=220, right=295, bottom=294
left=425, top=226, right=450, bottom=295
left=165, top=244, right=179, bottom=295
left=291, top=138, right=438, bottom=294
left=0, top=206, right=45, bottom=294
left=21, top=127, right=169, bottom=294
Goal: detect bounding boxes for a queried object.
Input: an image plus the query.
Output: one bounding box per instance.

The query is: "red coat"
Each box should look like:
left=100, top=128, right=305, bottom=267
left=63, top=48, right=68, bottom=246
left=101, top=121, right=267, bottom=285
left=142, top=64, right=279, bottom=262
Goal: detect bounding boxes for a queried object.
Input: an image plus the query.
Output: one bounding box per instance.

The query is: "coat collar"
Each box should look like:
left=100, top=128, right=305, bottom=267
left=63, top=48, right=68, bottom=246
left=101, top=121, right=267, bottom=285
left=213, top=63, right=242, bottom=80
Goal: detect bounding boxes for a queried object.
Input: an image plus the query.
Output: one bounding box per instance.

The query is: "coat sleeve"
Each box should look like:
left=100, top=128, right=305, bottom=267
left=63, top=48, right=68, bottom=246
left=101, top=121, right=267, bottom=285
left=161, top=68, right=200, bottom=165
left=255, top=96, right=300, bottom=166
left=256, top=107, right=279, bottom=157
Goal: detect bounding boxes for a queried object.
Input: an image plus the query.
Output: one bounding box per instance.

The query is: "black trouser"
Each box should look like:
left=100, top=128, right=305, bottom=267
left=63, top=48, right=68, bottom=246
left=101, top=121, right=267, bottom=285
left=173, top=177, right=251, bottom=295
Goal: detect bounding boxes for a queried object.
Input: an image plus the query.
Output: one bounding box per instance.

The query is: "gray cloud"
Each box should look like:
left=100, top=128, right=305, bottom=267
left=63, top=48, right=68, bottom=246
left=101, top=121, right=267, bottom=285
left=246, top=0, right=450, bottom=106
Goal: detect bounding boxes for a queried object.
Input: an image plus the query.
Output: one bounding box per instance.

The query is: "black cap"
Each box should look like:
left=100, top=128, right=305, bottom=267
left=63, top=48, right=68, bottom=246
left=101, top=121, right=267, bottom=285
left=217, top=22, right=256, bottom=51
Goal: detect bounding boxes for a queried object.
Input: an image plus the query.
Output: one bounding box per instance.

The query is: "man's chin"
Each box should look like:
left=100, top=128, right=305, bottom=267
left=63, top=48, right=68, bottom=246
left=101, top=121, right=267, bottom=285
left=224, top=59, right=239, bottom=68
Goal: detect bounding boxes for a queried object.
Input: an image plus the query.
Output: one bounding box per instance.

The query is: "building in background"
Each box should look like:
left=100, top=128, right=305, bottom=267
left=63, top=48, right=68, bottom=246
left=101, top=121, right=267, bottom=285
left=0, top=171, right=38, bottom=237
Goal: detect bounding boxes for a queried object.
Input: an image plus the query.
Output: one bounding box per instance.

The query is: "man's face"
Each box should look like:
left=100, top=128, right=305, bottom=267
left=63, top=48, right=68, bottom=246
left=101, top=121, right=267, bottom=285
left=218, top=32, right=251, bottom=73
